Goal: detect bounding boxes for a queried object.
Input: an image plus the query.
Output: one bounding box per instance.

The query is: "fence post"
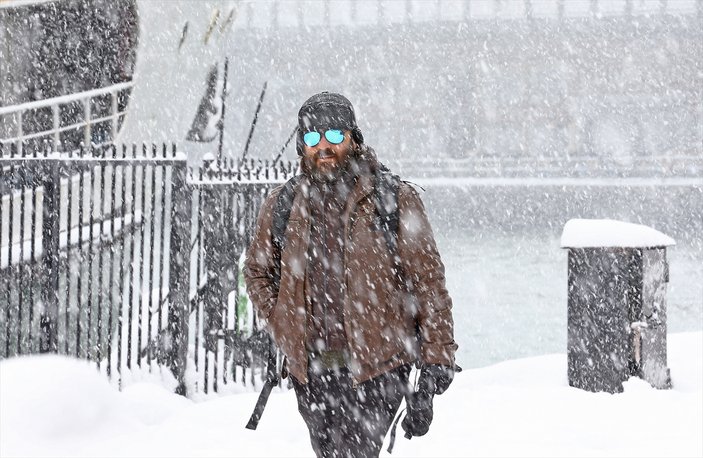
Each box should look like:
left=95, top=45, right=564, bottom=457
left=167, top=161, right=192, bottom=395
left=202, top=186, right=225, bottom=355
left=40, top=159, right=60, bottom=352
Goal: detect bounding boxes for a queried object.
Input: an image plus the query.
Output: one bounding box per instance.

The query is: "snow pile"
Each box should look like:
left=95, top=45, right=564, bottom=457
left=560, top=218, right=676, bottom=248
left=0, top=357, right=137, bottom=449
left=1, top=332, right=701, bottom=457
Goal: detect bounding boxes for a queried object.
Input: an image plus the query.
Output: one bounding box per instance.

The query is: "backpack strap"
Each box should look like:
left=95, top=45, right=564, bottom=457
left=373, top=167, right=403, bottom=279
left=374, top=168, right=428, bottom=455
left=246, top=175, right=301, bottom=431
left=270, top=175, right=303, bottom=285
left=272, top=175, right=303, bottom=255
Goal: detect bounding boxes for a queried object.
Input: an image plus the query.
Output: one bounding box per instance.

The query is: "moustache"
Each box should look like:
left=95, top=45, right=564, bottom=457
left=315, top=149, right=335, bottom=160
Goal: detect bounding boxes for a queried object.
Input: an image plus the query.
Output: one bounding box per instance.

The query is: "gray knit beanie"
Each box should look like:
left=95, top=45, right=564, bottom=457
left=296, top=92, right=364, bottom=156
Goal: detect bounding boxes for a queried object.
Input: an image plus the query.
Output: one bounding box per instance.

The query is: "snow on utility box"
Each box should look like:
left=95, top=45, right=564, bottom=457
left=561, top=219, right=675, bottom=393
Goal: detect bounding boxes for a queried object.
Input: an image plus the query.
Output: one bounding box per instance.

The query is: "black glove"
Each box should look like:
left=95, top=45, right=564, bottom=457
left=400, top=364, right=460, bottom=439
left=401, top=374, right=434, bottom=438
left=421, top=364, right=455, bottom=395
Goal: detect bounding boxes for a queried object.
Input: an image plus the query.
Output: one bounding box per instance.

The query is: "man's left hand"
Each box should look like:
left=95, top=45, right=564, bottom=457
left=420, top=364, right=455, bottom=395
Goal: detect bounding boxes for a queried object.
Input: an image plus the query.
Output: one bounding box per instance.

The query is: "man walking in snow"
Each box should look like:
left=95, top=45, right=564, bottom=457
left=244, top=92, right=458, bottom=458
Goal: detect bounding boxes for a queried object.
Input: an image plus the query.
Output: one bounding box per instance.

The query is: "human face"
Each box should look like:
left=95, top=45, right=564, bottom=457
left=301, top=129, right=355, bottom=181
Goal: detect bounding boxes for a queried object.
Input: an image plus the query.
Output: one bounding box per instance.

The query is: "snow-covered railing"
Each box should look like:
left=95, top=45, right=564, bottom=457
left=227, top=0, right=701, bottom=30
left=0, top=81, right=133, bottom=155
left=391, top=154, right=703, bottom=179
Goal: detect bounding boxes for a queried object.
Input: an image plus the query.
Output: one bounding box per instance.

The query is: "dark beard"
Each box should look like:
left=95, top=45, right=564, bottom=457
left=302, top=146, right=358, bottom=184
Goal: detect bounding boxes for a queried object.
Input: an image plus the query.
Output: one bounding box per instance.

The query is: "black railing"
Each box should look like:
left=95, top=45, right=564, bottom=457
left=0, top=143, right=297, bottom=396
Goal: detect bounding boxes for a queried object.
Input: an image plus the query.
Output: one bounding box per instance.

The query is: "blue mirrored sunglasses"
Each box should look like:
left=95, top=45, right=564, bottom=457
left=303, top=129, right=345, bottom=147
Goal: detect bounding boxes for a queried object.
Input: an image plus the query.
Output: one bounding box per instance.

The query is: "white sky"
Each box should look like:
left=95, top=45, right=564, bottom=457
left=1, top=331, right=701, bottom=457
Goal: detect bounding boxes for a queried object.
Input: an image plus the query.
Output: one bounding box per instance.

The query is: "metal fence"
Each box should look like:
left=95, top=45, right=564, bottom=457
left=0, top=143, right=297, bottom=396
left=187, top=157, right=297, bottom=394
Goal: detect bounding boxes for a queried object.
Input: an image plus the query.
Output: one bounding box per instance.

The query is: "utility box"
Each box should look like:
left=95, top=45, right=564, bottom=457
left=561, top=219, right=675, bottom=393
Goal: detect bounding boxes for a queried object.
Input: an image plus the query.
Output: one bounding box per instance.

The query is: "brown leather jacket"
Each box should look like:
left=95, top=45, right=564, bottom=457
left=244, top=149, right=458, bottom=386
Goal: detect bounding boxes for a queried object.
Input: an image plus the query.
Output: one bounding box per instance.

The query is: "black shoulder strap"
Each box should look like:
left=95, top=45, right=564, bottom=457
left=373, top=166, right=402, bottom=273
left=272, top=174, right=303, bottom=260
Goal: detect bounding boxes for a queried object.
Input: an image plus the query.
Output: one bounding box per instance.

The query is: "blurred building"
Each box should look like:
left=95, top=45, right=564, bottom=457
left=1, top=0, right=701, bottom=178
left=0, top=0, right=138, bottom=153
left=121, top=0, right=701, bottom=177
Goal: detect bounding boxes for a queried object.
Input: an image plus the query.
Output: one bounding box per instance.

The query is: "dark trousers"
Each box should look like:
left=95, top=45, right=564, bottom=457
left=291, top=363, right=411, bottom=458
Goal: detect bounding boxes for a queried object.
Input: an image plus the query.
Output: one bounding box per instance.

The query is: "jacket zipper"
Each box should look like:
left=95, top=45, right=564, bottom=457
left=321, top=187, right=330, bottom=349
left=345, top=190, right=373, bottom=391
left=301, top=186, right=311, bottom=385
left=346, top=202, right=360, bottom=394
left=343, top=191, right=353, bottom=389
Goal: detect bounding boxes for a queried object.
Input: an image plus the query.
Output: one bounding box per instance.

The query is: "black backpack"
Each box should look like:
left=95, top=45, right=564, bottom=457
left=247, top=171, right=458, bottom=454
left=271, top=166, right=404, bottom=272
left=246, top=166, right=406, bottom=431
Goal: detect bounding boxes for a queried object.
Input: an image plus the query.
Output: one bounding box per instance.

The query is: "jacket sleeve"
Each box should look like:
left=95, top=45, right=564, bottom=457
left=397, top=183, right=458, bottom=367
left=243, top=188, right=282, bottom=325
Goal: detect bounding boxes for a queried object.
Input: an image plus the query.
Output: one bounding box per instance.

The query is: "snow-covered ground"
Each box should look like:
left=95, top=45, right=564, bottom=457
left=1, top=332, right=701, bottom=458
